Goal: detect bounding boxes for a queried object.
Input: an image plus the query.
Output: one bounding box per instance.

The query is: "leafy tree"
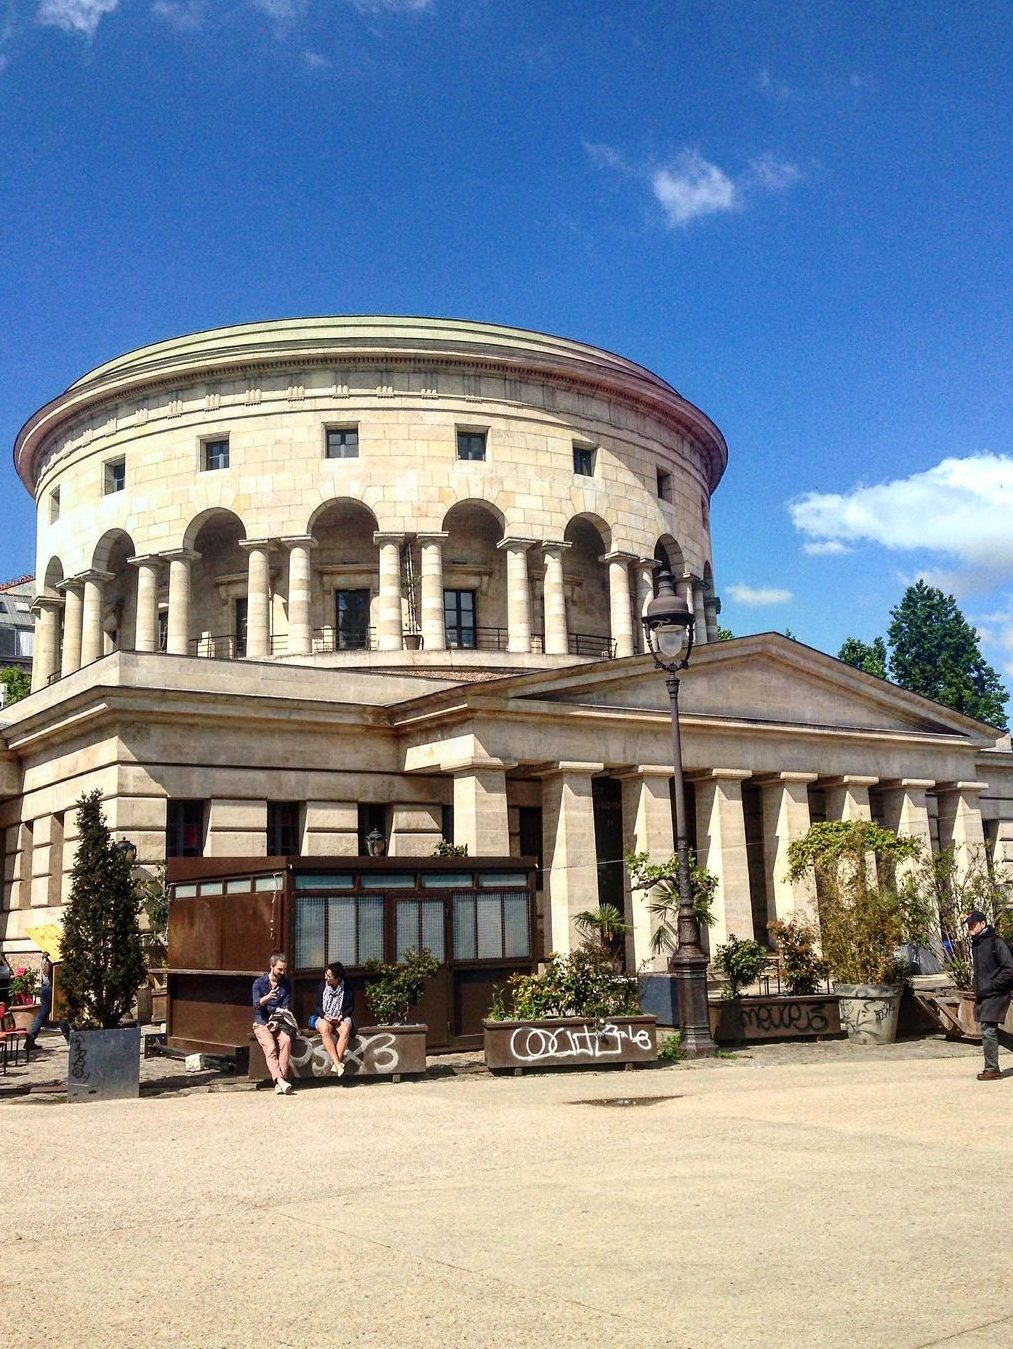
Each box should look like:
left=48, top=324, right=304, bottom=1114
left=716, top=626, right=734, bottom=641
left=0, top=666, right=31, bottom=706
left=60, top=791, right=147, bottom=1029
left=888, top=581, right=1008, bottom=729
left=837, top=636, right=888, bottom=680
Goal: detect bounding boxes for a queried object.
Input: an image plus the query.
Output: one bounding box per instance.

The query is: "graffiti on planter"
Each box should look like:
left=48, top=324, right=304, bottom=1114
left=508, top=1021, right=653, bottom=1065
left=739, top=1000, right=833, bottom=1035
left=288, top=1031, right=399, bottom=1077
left=69, top=1034, right=90, bottom=1083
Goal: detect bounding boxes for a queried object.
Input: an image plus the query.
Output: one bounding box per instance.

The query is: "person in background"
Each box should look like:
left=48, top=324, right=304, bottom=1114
left=25, top=954, right=54, bottom=1051
left=310, top=961, right=355, bottom=1076
left=965, top=910, right=1013, bottom=1081
left=252, top=951, right=294, bottom=1095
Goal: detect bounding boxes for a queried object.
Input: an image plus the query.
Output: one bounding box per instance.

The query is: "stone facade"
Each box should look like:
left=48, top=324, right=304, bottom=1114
left=3, top=316, right=1012, bottom=967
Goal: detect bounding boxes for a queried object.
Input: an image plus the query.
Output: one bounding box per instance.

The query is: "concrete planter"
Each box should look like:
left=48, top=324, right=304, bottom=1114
left=248, top=1023, right=428, bottom=1083
left=8, top=1002, right=41, bottom=1032
left=483, top=1016, right=658, bottom=1073
left=67, top=1026, right=142, bottom=1102
left=834, top=984, right=902, bottom=1045
left=637, top=973, right=680, bottom=1027
left=708, top=994, right=842, bottom=1043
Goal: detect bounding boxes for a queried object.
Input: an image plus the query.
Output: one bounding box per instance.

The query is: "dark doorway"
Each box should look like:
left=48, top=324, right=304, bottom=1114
left=592, top=777, right=625, bottom=965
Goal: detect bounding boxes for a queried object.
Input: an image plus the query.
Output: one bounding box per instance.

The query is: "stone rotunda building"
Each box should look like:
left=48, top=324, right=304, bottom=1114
left=3, top=316, right=1013, bottom=988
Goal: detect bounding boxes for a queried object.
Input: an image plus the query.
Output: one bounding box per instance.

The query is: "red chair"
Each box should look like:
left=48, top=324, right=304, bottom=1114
left=0, top=1010, right=29, bottom=1074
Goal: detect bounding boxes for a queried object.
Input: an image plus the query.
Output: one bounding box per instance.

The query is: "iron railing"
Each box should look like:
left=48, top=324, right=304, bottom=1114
left=311, top=626, right=377, bottom=654
left=175, top=627, right=615, bottom=660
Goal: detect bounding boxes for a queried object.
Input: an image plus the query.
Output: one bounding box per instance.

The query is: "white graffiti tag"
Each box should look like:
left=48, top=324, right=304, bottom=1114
left=508, top=1022, right=653, bottom=1065
left=288, top=1031, right=400, bottom=1078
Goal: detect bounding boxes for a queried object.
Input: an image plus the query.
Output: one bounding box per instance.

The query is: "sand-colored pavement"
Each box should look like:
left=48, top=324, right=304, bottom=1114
left=3, top=1046, right=1010, bottom=1348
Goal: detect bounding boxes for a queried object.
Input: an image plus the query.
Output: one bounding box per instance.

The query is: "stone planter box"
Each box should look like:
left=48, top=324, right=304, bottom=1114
left=248, top=1023, right=427, bottom=1083
left=637, top=973, right=680, bottom=1027
left=68, top=1026, right=142, bottom=1102
left=7, top=1002, right=41, bottom=1032
left=835, top=984, right=902, bottom=1045
left=483, top=1016, right=658, bottom=1073
left=708, top=994, right=842, bottom=1043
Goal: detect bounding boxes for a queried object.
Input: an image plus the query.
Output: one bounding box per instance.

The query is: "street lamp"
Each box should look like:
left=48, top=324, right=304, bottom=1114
left=642, top=569, right=717, bottom=1058
left=365, top=828, right=387, bottom=858
left=113, top=838, right=139, bottom=865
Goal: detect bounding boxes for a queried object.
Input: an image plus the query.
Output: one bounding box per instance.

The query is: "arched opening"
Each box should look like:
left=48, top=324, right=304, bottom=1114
left=91, top=529, right=137, bottom=653
left=308, top=499, right=380, bottom=650
left=187, top=510, right=248, bottom=657
left=441, top=500, right=506, bottom=648
left=563, top=514, right=611, bottom=653
left=42, top=556, right=64, bottom=598
left=654, top=534, right=685, bottom=589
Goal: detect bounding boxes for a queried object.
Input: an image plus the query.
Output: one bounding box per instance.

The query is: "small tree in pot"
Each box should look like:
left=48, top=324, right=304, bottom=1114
left=768, top=917, right=829, bottom=995
left=715, top=935, right=768, bottom=1000
left=363, top=948, right=439, bottom=1024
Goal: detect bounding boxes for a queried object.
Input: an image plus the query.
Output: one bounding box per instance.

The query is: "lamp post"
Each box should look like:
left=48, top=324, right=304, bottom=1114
left=365, top=828, right=387, bottom=858
left=113, top=838, right=139, bottom=866
left=642, top=569, right=717, bottom=1058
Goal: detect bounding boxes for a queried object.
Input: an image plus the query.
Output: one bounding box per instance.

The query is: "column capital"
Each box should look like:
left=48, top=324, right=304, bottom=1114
left=540, top=539, right=572, bottom=555
left=127, top=553, right=164, bottom=569
left=614, top=764, right=674, bottom=781
left=822, top=775, right=879, bottom=790
left=30, top=595, right=64, bottom=615
left=443, top=755, right=517, bottom=775
left=56, top=577, right=85, bottom=596
left=936, top=780, right=988, bottom=795
left=78, top=569, right=115, bottom=585
left=535, top=760, right=605, bottom=780
left=880, top=778, right=936, bottom=792
left=417, top=531, right=450, bottom=546
left=163, top=548, right=200, bottom=565
left=279, top=534, right=317, bottom=551
left=636, top=557, right=662, bottom=571
left=599, top=550, right=638, bottom=565
left=688, top=768, right=752, bottom=784
left=496, top=536, right=538, bottom=551
left=755, top=771, right=819, bottom=787
left=373, top=531, right=406, bottom=547
left=238, top=538, right=277, bottom=555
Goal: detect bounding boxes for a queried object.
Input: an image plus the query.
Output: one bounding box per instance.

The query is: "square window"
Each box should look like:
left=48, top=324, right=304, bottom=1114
left=104, top=458, right=126, bottom=494
left=657, top=468, right=672, bottom=502
left=444, top=589, right=476, bottom=648
left=326, top=427, right=359, bottom=459
left=203, top=437, right=230, bottom=471
left=267, top=801, right=301, bottom=856
left=456, top=430, right=486, bottom=462
left=166, top=799, right=206, bottom=858
left=49, top=488, right=60, bottom=523
left=573, top=445, right=594, bottom=476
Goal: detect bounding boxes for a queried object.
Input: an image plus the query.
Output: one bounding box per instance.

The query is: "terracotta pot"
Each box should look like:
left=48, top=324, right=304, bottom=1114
left=834, top=984, right=902, bottom=1045
left=8, top=1002, right=40, bottom=1032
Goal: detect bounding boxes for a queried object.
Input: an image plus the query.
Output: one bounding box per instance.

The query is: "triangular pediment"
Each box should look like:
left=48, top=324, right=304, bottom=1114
left=481, top=634, right=999, bottom=743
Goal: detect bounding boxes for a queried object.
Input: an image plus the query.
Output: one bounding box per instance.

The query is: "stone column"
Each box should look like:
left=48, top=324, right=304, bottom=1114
left=80, top=569, right=113, bottom=666
left=128, top=554, right=163, bottom=654
left=417, top=532, right=449, bottom=652
left=541, top=762, right=604, bottom=955
left=302, top=801, right=359, bottom=856
left=635, top=558, right=659, bottom=654
left=601, top=551, right=636, bottom=658
left=204, top=799, right=268, bottom=857
left=990, top=820, right=1013, bottom=873
left=692, top=578, right=708, bottom=648
left=164, top=549, right=199, bottom=656
left=239, top=539, right=275, bottom=659
left=704, top=593, right=720, bottom=643
left=58, top=579, right=84, bottom=676
left=823, top=775, right=878, bottom=822
left=879, top=778, right=935, bottom=886
left=541, top=541, right=570, bottom=655
left=373, top=532, right=405, bottom=652
left=449, top=757, right=512, bottom=857
left=937, top=781, right=988, bottom=879
left=758, top=772, right=818, bottom=924
left=692, top=769, right=753, bottom=947
left=29, top=596, right=63, bottom=691
left=281, top=535, right=315, bottom=656
left=497, top=537, right=535, bottom=654
left=619, top=766, right=675, bottom=971
left=389, top=804, right=444, bottom=856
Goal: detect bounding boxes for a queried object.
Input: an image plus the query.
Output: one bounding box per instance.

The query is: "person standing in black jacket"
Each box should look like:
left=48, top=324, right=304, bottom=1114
left=966, top=910, right=1013, bottom=1081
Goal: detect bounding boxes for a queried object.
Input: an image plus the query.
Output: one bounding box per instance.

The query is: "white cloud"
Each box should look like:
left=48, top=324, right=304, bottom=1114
left=756, top=68, right=793, bottom=100
left=303, top=47, right=327, bottom=67
left=350, top=0, right=431, bottom=10
left=748, top=153, right=801, bottom=191
left=726, top=583, right=793, bottom=606
left=802, top=540, right=850, bottom=556
left=790, top=453, right=1013, bottom=570
left=151, top=0, right=205, bottom=30
left=37, top=0, right=119, bottom=37
left=583, top=141, right=631, bottom=175
left=651, top=151, right=737, bottom=227
left=247, top=0, right=306, bottom=17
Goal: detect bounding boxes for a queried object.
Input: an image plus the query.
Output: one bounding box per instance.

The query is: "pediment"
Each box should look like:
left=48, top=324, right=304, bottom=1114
left=492, top=635, right=997, bottom=742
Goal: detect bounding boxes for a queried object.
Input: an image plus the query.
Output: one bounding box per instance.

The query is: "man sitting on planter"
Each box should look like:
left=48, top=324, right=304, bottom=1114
left=252, top=952, right=295, bottom=1095
left=310, top=961, right=356, bottom=1077
left=965, top=911, right=1013, bottom=1082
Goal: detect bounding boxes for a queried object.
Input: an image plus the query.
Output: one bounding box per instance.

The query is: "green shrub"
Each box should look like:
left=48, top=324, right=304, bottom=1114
left=715, top=934, right=768, bottom=999
left=657, top=1031, right=683, bottom=1063
left=488, top=944, right=640, bottom=1021
left=768, top=916, right=829, bottom=995
left=363, top=948, right=439, bottom=1024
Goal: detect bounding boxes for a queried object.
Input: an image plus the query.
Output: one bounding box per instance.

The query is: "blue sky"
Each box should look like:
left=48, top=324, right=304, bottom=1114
left=2, top=0, right=1011, bottom=686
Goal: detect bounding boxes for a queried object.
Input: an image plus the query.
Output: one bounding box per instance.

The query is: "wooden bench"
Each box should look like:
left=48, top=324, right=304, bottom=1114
left=248, top=1023, right=427, bottom=1084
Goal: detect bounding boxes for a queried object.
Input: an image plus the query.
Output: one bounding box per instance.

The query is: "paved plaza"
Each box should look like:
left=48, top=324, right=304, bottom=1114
left=3, top=1037, right=1011, bottom=1348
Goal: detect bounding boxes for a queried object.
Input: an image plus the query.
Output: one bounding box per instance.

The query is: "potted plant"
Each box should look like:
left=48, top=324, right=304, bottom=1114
left=60, top=791, right=147, bottom=1100
left=626, top=849, right=716, bottom=1026
left=574, top=903, right=630, bottom=972
left=483, top=938, right=657, bottom=1072
left=7, top=966, right=41, bottom=1031
left=357, top=947, right=439, bottom=1075
left=786, top=820, right=921, bottom=1045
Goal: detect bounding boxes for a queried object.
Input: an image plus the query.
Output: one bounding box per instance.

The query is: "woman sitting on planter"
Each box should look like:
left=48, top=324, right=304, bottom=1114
left=310, top=962, right=356, bottom=1077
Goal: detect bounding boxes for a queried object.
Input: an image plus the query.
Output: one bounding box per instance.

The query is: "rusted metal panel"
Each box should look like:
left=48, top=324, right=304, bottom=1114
left=248, top=1024, right=428, bottom=1081
left=708, top=995, right=842, bottom=1043
left=484, top=1016, right=658, bottom=1070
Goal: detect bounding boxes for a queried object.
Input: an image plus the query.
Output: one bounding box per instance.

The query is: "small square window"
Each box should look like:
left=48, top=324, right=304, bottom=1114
left=325, top=427, right=359, bottom=459
left=456, top=430, right=487, bottom=462
left=573, top=445, right=595, bottom=476
left=657, top=468, right=672, bottom=502
left=203, top=437, right=230, bottom=471
left=104, top=458, right=126, bottom=494
left=49, top=488, right=60, bottom=523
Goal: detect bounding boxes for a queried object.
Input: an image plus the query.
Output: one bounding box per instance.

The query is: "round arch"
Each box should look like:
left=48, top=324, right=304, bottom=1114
left=563, top=515, right=611, bottom=646
left=654, top=534, right=686, bottom=580
left=42, top=556, right=64, bottom=597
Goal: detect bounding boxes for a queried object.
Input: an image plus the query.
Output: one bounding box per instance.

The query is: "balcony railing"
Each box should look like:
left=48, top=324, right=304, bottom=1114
left=179, top=627, right=616, bottom=660
left=568, top=631, right=616, bottom=659
left=312, top=627, right=377, bottom=654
